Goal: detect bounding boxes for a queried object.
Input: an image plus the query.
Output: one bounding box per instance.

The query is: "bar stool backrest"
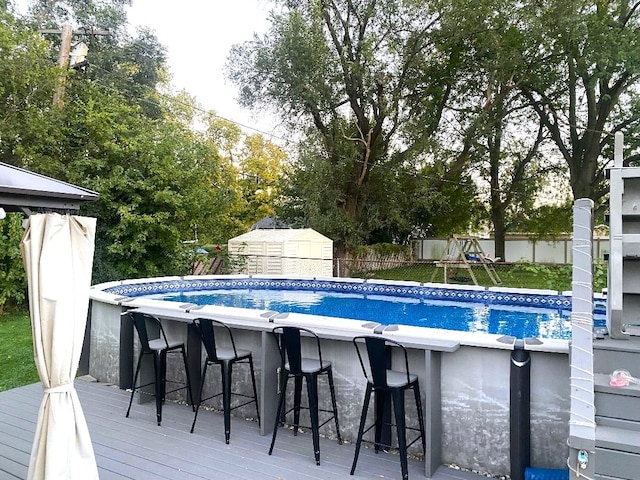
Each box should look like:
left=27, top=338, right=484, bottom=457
left=352, top=335, right=412, bottom=388
left=193, top=318, right=238, bottom=362
left=128, top=311, right=168, bottom=353
left=273, top=326, right=323, bottom=375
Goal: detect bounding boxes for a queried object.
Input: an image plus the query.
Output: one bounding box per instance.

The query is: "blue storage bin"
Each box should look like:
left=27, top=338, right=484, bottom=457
left=525, top=467, right=569, bottom=480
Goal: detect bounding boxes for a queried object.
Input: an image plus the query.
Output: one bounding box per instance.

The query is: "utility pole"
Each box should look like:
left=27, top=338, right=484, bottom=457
left=39, top=25, right=110, bottom=108
left=53, top=24, right=72, bottom=108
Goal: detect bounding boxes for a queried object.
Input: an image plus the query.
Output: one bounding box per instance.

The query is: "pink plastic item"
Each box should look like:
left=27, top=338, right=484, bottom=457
left=609, top=370, right=639, bottom=387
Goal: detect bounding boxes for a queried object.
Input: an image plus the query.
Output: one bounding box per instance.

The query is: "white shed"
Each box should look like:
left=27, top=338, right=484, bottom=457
left=227, top=228, right=333, bottom=277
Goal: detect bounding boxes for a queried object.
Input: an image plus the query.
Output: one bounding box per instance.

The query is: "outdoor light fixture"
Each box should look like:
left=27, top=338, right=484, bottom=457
left=0, top=207, right=5, bottom=220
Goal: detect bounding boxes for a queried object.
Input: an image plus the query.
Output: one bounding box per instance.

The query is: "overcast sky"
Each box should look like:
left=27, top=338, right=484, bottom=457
left=14, top=0, right=276, bottom=135
left=126, top=0, right=275, bottom=134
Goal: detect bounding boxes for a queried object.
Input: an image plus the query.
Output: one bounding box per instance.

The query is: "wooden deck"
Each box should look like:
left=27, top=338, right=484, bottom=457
left=0, top=378, right=485, bottom=480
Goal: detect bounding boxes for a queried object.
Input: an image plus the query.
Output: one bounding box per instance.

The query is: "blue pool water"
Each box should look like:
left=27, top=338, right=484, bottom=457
left=152, top=288, right=598, bottom=340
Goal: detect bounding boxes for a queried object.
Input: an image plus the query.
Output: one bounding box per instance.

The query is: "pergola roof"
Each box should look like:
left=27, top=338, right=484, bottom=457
left=0, top=162, right=99, bottom=212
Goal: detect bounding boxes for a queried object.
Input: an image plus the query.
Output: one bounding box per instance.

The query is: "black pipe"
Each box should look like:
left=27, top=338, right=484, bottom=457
left=119, top=306, right=134, bottom=390
left=510, top=344, right=531, bottom=480
left=79, top=299, right=92, bottom=376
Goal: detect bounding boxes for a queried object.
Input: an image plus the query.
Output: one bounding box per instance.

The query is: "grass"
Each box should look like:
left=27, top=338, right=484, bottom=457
left=356, top=261, right=608, bottom=292
left=0, top=311, right=39, bottom=392
left=359, top=263, right=569, bottom=289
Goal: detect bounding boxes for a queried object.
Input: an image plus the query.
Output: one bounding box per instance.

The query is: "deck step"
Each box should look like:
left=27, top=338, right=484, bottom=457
left=594, top=336, right=640, bottom=377
left=594, top=373, right=640, bottom=424
left=596, top=425, right=640, bottom=455
left=594, top=447, right=640, bottom=480
left=595, top=425, right=640, bottom=480
left=596, top=416, right=640, bottom=431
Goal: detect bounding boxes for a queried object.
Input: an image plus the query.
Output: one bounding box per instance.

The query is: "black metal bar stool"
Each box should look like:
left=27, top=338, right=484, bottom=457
left=190, top=318, right=260, bottom=443
left=268, top=326, right=342, bottom=465
left=351, top=335, right=426, bottom=480
left=125, top=311, right=194, bottom=426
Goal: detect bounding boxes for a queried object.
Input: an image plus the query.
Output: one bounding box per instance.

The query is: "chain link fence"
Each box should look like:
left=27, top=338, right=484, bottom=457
left=335, top=257, right=571, bottom=290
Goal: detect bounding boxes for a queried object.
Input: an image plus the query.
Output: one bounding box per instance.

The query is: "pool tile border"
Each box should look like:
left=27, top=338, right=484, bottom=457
left=102, top=277, right=577, bottom=311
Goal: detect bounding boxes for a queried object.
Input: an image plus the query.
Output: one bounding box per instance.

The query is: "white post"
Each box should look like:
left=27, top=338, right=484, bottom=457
left=608, top=132, right=627, bottom=339
left=567, top=198, right=595, bottom=479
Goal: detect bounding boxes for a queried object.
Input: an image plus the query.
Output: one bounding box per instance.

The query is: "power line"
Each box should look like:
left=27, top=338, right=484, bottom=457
left=47, top=75, right=582, bottom=208
left=89, top=64, right=292, bottom=144
left=14, top=12, right=615, bottom=206
left=12, top=7, right=290, bottom=143
left=53, top=61, right=605, bottom=204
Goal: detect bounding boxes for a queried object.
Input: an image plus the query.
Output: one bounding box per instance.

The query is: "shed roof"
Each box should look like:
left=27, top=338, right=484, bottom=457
left=249, top=216, right=290, bottom=230
left=0, top=162, right=99, bottom=212
left=230, top=228, right=332, bottom=243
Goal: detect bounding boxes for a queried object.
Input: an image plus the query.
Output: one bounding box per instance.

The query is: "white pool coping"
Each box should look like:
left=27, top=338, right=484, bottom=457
left=90, top=274, right=578, bottom=354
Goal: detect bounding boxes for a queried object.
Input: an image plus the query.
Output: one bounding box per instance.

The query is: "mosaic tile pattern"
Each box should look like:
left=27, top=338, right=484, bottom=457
left=103, top=277, right=576, bottom=311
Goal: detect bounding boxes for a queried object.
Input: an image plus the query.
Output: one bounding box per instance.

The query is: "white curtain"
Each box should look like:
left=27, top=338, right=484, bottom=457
left=21, top=213, right=99, bottom=480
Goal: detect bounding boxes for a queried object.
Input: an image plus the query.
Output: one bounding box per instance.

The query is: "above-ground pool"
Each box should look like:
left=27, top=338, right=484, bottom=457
left=88, top=275, right=601, bottom=475
left=102, top=276, right=605, bottom=341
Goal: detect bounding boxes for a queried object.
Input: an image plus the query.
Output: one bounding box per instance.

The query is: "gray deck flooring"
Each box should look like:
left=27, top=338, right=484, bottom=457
left=0, top=379, right=485, bottom=480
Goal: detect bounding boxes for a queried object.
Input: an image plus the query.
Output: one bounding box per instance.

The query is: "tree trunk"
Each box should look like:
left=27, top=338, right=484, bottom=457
left=333, top=240, right=353, bottom=277
left=569, top=147, right=601, bottom=202
left=488, top=113, right=506, bottom=260
left=492, top=211, right=506, bottom=261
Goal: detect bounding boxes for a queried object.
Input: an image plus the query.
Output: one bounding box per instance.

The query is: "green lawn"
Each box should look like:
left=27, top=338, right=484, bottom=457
left=0, top=312, right=39, bottom=392
left=358, top=262, right=607, bottom=292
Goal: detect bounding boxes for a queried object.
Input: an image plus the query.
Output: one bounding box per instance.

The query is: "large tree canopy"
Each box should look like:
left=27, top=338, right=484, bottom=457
left=519, top=0, right=640, bottom=206
left=432, top=0, right=568, bottom=257
left=227, top=0, right=477, bottom=253
left=229, top=0, right=640, bottom=249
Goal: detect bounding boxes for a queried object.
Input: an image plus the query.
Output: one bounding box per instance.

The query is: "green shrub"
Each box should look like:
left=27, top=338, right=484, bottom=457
left=0, top=214, right=27, bottom=313
left=511, top=261, right=573, bottom=290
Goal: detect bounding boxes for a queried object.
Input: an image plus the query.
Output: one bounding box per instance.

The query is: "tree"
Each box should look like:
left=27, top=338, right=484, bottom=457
left=430, top=0, right=570, bottom=257
left=11, top=1, right=239, bottom=282
left=0, top=8, right=59, bottom=166
left=228, top=0, right=468, bottom=254
left=237, top=133, right=286, bottom=228
left=0, top=213, right=27, bottom=313
left=24, top=0, right=169, bottom=118
left=0, top=8, right=60, bottom=309
left=520, top=0, right=640, bottom=208
left=48, top=81, right=235, bottom=282
left=27, top=0, right=130, bottom=29
left=201, top=115, right=257, bottom=237
left=200, top=114, right=287, bottom=232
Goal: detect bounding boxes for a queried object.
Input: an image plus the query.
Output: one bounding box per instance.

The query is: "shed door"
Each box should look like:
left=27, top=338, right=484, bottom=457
left=265, top=242, right=284, bottom=274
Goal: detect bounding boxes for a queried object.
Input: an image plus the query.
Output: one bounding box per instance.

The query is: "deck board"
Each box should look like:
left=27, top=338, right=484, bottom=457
left=0, top=379, right=485, bottom=480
